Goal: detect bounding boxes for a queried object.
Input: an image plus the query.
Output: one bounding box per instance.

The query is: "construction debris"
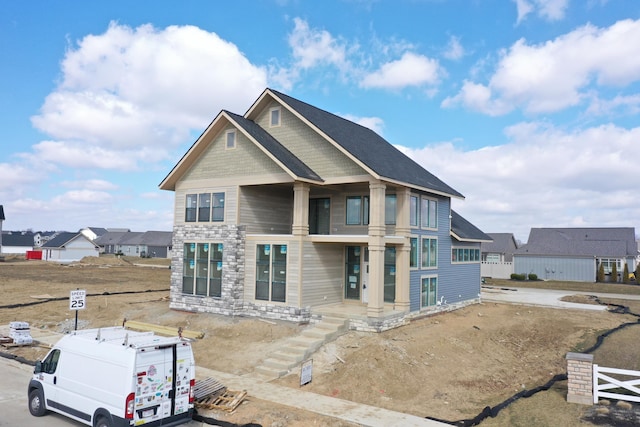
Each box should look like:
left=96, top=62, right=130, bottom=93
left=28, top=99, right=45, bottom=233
left=193, top=377, right=247, bottom=412
left=7, top=321, right=33, bottom=346
left=122, top=319, right=205, bottom=339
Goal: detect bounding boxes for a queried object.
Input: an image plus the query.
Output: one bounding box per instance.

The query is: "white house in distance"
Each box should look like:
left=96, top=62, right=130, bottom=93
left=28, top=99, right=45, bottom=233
left=41, top=232, right=100, bottom=263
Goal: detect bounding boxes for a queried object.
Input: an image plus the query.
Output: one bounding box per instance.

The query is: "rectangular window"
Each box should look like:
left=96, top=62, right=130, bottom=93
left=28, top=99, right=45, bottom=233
left=599, top=258, right=621, bottom=274
left=384, top=246, right=396, bottom=303
left=182, top=243, right=195, bottom=294
left=212, top=192, right=225, bottom=222
left=346, top=196, right=369, bottom=225
left=385, top=194, right=396, bottom=225
left=309, top=198, right=331, bottom=234
left=270, top=107, right=281, bottom=127
left=255, top=244, right=287, bottom=302
left=410, top=237, right=418, bottom=268
left=410, top=196, right=419, bottom=227
left=226, top=130, right=236, bottom=149
left=185, top=194, right=197, bottom=222
left=182, top=243, right=224, bottom=297
left=209, top=243, right=223, bottom=297
left=420, top=198, right=437, bottom=229
left=421, top=276, right=437, bottom=308
left=452, top=248, right=481, bottom=263
left=421, top=237, right=438, bottom=268
left=198, top=193, right=211, bottom=222
left=346, top=196, right=362, bottom=225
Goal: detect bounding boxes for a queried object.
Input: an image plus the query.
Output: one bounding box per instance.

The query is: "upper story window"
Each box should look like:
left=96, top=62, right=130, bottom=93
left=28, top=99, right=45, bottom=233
left=452, top=248, right=480, bottom=263
left=420, top=197, right=437, bottom=229
left=226, top=130, right=236, bottom=149
left=198, top=193, right=211, bottom=222
left=346, top=196, right=369, bottom=225
left=270, top=107, right=281, bottom=127
left=185, top=192, right=225, bottom=223
left=385, top=194, right=396, bottom=225
left=410, top=196, right=419, bottom=227
left=410, top=237, right=418, bottom=268
left=185, top=194, right=197, bottom=222
left=421, top=237, right=438, bottom=269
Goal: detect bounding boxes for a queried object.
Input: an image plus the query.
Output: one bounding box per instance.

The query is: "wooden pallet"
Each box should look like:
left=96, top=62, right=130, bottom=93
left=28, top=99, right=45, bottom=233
left=195, top=389, right=247, bottom=412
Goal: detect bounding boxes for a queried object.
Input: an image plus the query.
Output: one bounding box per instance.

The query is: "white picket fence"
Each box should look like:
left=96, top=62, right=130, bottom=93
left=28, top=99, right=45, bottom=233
left=593, top=364, right=640, bottom=404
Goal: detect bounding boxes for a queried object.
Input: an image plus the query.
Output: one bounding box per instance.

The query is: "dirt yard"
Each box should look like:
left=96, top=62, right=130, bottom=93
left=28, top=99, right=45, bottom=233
left=1, top=256, right=639, bottom=427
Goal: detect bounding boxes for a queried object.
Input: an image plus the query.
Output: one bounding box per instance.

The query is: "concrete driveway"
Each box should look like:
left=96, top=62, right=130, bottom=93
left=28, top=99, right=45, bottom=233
left=481, top=285, right=640, bottom=310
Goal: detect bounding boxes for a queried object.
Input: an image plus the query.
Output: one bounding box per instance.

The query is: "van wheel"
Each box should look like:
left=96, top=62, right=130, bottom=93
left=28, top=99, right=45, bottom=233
left=94, top=416, right=112, bottom=427
left=28, top=389, right=46, bottom=417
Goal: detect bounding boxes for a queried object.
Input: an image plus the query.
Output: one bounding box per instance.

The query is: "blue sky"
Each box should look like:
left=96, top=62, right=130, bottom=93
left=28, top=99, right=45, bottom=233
left=1, top=0, right=639, bottom=242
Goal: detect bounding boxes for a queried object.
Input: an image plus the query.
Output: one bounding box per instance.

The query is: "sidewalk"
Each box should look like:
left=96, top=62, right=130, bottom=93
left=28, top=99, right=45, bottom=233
left=198, top=367, right=447, bottom=427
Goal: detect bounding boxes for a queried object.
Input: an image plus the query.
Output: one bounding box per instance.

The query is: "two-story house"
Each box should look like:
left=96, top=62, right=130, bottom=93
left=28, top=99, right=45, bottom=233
left=160, top=88, right=490, bottom=332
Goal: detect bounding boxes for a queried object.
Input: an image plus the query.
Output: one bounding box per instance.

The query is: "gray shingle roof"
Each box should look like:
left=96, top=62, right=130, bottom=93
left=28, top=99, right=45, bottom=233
left=1, top=231, right=34, bottom=247
left=225, top=111, right=323, bottom=182
left=450, top=210, right=492, bottom=242
left=515, top=228, right=638, bottom=257
left=481, top=233, right=518, bottom=253
left=95, top=231, right=172, bottom=247
left=42, top=232, right=90, bottom=248
left=269, top=89, right=464, bottom=198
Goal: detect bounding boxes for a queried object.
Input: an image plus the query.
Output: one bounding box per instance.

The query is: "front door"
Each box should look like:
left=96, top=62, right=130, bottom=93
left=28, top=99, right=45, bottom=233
left=345, top=246, right=368, bottom=303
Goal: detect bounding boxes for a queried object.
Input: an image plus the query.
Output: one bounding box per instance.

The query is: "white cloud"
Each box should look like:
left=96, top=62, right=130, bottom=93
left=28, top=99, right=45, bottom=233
left=400, top=122, right=640, bottom=241
left=514, top=0, right=569, bottom=24
left=60, top=179, right=119, bottom=191
left=360, top=52, right=443, bottom=90
left=443, top=19, right=640, bottom=115
left=288, top=18, right=350, bottom=71
left=30, top=22, right=268, bottom=171
left=443, top=35, right=465, bottom=61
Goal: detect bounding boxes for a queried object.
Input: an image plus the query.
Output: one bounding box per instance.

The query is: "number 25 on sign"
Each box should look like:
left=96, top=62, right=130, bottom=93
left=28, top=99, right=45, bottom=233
left=69, top=289, right=86, bottom=310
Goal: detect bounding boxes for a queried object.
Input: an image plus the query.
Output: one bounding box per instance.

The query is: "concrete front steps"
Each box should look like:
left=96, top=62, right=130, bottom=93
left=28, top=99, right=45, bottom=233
left=254, top=316, right=349, bottom=380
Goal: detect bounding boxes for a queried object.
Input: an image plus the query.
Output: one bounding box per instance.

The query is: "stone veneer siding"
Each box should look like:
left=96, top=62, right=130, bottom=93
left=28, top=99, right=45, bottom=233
left=566, top=352, right=594, bottom=405
left=169, top=224, right=312, bottom=323
left=170, top=224, right=246, bottom=316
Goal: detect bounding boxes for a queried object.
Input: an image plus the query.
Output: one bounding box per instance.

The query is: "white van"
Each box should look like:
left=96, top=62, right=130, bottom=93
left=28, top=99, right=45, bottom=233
left=28, top=326, right=195, bottom=427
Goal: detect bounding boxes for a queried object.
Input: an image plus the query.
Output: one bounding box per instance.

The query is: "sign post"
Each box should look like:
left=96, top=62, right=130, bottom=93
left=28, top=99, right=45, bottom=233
left=69, top=289, right=86, bottom=331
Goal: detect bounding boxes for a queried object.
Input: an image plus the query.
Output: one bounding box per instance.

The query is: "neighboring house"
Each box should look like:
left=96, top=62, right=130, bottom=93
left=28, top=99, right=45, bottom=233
left=80, top=227, right=108, bottom=241
left=96, top=231, right=173, bottom=258
left=159, top=88, right=490, bottom=332
left=514, top=228, right=639, bottom=282
left=480, top=233, right=518, bottom=279
left=42, top=232, right=100, bottom=262
left=0, top=231, right=35, bottom=254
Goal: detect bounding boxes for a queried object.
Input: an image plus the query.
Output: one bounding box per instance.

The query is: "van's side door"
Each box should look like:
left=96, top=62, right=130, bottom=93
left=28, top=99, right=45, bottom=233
left=35, top=349, right=61, bottom=409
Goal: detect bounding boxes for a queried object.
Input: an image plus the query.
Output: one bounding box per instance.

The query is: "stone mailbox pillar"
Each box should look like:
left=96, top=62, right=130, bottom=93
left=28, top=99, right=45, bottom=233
left=566, top=352, right=594, bottom=405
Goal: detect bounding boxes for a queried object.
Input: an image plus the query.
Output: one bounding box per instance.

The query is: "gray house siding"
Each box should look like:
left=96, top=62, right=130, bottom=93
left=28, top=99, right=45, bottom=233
left=515, top=256, right=597, bottom=282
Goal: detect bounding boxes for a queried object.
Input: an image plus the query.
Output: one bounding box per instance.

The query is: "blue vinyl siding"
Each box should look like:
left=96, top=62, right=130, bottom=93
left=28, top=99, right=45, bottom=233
left=409, top=197, right=482, bottom=312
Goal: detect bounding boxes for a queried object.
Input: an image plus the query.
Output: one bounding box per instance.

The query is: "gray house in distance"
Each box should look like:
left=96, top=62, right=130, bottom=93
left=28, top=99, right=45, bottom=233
left=480, top=233, right=518, bottom=279
left=96, top=231, right=173, bottom=258
left=514, top=228, right=638, bottom=282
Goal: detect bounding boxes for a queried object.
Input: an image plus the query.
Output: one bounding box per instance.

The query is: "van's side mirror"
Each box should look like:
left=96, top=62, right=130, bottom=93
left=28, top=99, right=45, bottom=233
left=34, top=361, right=43, bottom=374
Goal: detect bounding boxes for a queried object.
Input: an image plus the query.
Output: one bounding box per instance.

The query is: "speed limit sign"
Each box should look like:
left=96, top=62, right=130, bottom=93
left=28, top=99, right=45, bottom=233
left=69, top=289, right=86, bottom=310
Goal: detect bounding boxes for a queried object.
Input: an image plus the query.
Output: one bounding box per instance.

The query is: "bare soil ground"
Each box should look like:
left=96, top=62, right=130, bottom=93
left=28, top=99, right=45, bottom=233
left=1, top=256, right=639, bottom=427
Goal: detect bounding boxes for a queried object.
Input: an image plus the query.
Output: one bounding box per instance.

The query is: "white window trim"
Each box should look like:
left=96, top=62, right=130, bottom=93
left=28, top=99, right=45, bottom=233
left=420, top=274, right=438, bottom=308
left=269, top=107, right=281, bottom=127
left=225, top=130, right=236, bottom=150
left=421, top=236, right=438, bottom=269
left=452, top=247, right=481, bottom=264
left=409, top=235, right=419, bottom=270
left=420, top=196, right=438, bottom=230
